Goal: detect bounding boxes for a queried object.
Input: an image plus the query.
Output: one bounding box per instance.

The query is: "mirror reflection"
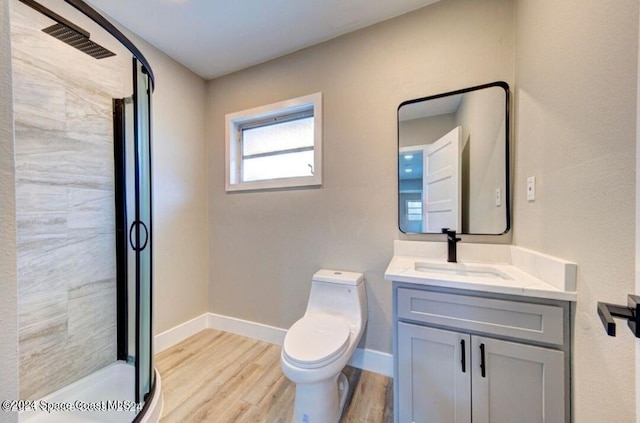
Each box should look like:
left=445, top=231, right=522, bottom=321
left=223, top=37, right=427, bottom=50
left=398, top=82, right=510, bottom=235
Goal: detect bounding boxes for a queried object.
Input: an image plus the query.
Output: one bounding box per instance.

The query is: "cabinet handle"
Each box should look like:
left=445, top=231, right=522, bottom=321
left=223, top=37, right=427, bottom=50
left=480, top=343, right=486, bottom=378
left=460, top=339, right=466, bottom=373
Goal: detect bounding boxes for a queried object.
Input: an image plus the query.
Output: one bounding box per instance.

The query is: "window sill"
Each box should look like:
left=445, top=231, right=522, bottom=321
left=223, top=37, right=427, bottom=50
left=225, top=175, right=322, bottom=192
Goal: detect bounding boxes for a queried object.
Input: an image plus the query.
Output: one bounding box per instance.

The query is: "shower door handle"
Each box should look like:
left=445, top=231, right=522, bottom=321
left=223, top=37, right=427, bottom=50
left=129, top=221, right=149, bottom=251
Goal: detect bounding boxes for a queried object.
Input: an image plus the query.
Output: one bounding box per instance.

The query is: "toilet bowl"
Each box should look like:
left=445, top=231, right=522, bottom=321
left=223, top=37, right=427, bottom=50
left=281, top=269, right=367, bottom=423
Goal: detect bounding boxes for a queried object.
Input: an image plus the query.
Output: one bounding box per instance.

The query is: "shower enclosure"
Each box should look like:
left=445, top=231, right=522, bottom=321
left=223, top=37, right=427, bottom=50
left=10, top=0, right=160, bottom=421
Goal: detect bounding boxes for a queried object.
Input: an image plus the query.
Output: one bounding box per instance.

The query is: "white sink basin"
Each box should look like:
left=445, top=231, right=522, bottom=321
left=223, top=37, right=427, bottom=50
left=415, top=261, right=512, bottom=280
left=384, top=241, right=578, bottom=301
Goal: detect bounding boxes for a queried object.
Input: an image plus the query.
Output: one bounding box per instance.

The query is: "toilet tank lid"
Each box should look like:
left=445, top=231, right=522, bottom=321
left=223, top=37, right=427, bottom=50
left=313, top=269, right=364, bottom=285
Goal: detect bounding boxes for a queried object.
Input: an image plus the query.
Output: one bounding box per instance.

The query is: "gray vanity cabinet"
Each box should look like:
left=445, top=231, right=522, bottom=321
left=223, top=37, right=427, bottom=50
left=394, top=284, right=571, bottom=423
left=470, top=336, right=565, bottom=423
left=398, top=323, right=471, bottom=423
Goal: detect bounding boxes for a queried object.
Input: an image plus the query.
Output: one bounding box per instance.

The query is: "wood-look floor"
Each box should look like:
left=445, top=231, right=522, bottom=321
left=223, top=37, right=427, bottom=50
left=156, top=329, right=393, bottom=422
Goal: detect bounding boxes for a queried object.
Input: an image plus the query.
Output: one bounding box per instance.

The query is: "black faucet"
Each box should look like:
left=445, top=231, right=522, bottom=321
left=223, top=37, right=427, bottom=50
left=441, top=228, right=462, bottom=263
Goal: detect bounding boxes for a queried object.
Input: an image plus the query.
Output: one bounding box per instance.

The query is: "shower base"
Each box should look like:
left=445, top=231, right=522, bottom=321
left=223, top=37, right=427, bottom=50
left=20, top=362, right=163, bottom=423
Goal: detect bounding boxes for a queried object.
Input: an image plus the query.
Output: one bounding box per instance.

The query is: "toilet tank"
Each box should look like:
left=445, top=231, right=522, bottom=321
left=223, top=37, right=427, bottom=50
left=305, top=270, right=367, bottom=331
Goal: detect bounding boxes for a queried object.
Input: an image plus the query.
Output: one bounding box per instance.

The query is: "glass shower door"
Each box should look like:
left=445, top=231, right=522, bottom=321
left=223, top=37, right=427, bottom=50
left=114, top=57, right=154, bottom=416
left=132, top=58, right=153, bottom=404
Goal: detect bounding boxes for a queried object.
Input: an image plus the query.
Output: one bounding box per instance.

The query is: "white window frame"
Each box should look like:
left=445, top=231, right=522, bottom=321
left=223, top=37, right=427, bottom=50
left=225, top=92, right=323, bottom=192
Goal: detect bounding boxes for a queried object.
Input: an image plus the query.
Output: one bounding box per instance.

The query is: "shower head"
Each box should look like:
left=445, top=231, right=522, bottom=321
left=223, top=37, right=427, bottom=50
left=18, top=0, right=116, bottom=60
left=42, top=23, right=115, bottom=60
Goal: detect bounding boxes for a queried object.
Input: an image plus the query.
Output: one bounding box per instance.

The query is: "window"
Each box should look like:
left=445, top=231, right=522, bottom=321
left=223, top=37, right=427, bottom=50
left=225, top=93, right=322, bottom=191
left=406, top=200, right=423, bottom=221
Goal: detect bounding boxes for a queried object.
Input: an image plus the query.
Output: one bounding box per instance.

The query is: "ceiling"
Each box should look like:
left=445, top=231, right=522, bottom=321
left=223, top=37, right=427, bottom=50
left=399, top=94, right=462, bottom=121
left=85, top=0, right=440, bottom=80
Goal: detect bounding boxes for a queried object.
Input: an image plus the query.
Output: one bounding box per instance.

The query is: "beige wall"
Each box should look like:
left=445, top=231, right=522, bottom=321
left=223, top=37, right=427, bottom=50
left=206, top=0, right=514, bottom=354
left=126, top=33, right=209, bottom=335
left=514, top=0, right=638, bottom=421
left=0, top=0, right=18, bottom=419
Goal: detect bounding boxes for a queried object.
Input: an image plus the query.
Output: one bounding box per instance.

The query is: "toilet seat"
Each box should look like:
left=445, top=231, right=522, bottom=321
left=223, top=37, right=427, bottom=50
left=283, top=314, right=351, bottom=369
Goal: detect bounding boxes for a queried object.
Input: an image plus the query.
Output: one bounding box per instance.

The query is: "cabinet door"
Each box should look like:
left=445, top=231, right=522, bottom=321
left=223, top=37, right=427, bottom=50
left=471, top=336, right=565, bottom=423
left=398, top=322, right=471, bottom=423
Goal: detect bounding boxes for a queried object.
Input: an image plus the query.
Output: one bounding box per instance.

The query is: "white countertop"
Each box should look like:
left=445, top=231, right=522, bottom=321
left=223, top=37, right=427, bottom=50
left=385, top=241, right=577, bottom=302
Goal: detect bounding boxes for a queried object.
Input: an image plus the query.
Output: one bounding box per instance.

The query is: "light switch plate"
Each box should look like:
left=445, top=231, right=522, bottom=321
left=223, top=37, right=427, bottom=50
left=527, top=176, right=536, bottom=201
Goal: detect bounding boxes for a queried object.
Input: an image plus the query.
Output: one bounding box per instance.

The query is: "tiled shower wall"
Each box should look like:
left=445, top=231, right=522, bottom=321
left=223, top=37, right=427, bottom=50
left=10, top=2, right=130, bottom=399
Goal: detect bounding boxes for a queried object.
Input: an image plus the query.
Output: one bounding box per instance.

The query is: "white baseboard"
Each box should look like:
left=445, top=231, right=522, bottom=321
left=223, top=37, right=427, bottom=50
left=348, top=348, right=393, bottom=378
left=154, top=314, right=208, bottom=354
left=155, top=312, right=393, bottom=378
left=207, top=312, right=287, bottom=345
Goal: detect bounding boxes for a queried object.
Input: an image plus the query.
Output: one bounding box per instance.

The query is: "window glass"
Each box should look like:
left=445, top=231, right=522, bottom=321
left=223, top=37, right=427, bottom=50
left=243, top=150, right=314, bottom=182
left=407, top=200, right=423, bottom=221
left=242, top=116, right=314, bottom=156
left=225, top=92, right=322, bottom=191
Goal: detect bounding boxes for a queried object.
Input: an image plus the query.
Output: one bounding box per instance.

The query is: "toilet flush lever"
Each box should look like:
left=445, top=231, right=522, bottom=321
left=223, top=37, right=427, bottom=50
left=597, top=295, right=640, bottom=337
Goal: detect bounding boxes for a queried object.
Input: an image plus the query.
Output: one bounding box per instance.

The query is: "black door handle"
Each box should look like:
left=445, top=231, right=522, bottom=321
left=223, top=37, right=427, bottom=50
left=460, top=339, right=466, bottom=373
left=480, top=343, right=486, bottom=378
left=128, top=221, right=149, bottom=251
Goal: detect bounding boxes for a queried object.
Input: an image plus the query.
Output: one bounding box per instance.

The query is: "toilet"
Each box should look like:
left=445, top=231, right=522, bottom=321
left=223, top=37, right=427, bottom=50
left=280, top=269, right=368, bottom=423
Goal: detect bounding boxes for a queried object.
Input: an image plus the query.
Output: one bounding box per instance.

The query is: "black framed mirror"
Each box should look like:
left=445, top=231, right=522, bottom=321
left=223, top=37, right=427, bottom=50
left=398, top=81, right=510, bottom=235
